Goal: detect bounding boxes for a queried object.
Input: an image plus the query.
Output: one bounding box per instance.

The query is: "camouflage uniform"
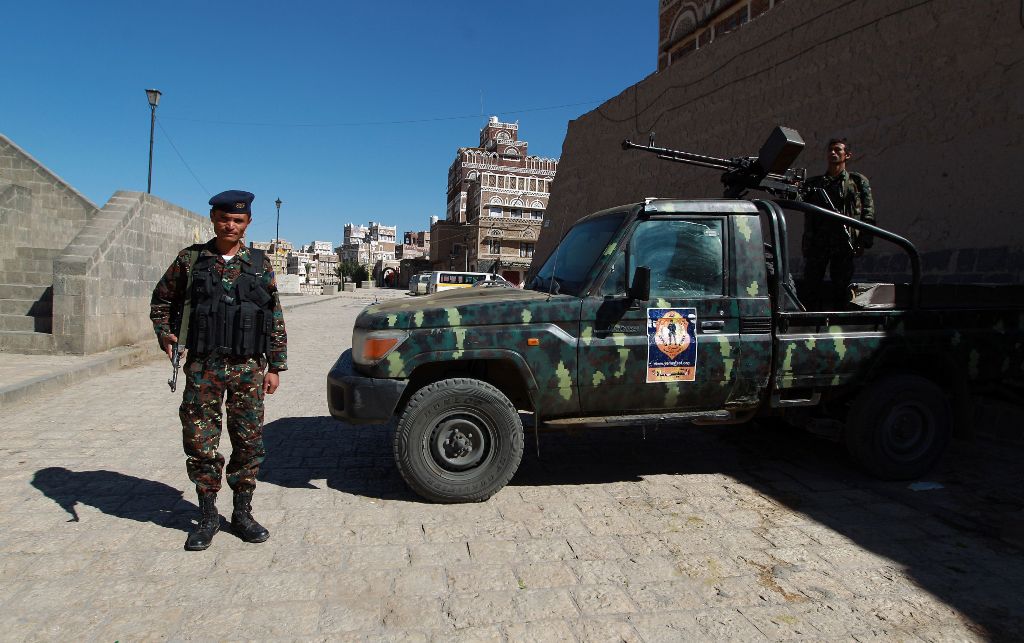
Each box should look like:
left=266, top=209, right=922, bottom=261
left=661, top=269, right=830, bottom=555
left=801, top=170, right=875, bottom=305
left=150, top=240, right=287, bottom=495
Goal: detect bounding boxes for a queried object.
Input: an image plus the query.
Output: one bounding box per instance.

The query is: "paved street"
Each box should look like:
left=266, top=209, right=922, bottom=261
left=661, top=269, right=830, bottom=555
left=1, top=291, right=1022, bottom=641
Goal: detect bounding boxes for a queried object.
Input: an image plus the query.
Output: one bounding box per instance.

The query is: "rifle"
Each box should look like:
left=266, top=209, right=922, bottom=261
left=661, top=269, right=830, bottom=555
left=622, top=126, right=808, bottom=200
left=167, top=249, right=199, bottom=393
left=168, top=344, right=181, bottom=392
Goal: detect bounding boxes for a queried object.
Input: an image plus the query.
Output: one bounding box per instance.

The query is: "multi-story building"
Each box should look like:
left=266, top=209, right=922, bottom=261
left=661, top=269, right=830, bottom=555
left=404, top=230, right=430, bottom=248
left=287, top=251, right=315, bottom=278
left=268, top=239, right=292, bottom=274
left=339, top=221, right=397, bottom=266
left=368, top=222, right=397, bottom=244
left=249, top=239, right=291, bottom=274
left=658, top=0, right=781, bottom=71
left=432, top=116, right=557, bottom=284
left=317, top=252, right=339, bottom=286
left=305, top=240, right=334, bottom=255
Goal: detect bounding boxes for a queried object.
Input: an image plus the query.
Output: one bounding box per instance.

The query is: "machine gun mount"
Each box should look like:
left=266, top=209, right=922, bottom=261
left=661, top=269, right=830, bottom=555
left=622, top=126, right=807, bottom=199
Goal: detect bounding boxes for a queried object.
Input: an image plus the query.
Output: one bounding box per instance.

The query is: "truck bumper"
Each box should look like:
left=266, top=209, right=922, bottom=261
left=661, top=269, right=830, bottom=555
left=327, top=349, right=408, bottom=425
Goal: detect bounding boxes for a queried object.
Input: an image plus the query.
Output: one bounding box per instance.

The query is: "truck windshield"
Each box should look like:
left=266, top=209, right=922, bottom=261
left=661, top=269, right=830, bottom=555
left=529, top=212, right=626, bottom=296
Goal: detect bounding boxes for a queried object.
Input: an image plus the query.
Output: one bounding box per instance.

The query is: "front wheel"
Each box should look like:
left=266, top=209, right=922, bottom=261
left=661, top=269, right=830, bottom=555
left=394, top=378, right=524, bottom=503
left=844, top=374, right=951, bottom=479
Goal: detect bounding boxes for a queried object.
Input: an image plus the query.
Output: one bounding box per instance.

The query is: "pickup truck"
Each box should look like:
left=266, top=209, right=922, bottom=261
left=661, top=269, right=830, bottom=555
left=327, top=197, right=1024, bottom=503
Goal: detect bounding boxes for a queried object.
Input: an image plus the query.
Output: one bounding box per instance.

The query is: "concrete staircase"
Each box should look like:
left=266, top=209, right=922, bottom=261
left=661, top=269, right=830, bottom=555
left=0, top=246, right=59, bottom=353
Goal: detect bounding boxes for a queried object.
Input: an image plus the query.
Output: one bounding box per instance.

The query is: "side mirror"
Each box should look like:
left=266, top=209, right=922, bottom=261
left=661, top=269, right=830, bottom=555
left=629, top=266, right=651, bottom=302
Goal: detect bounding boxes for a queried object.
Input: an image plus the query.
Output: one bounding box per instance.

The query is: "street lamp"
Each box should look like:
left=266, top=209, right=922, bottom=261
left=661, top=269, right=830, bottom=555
left=274, top=197, right=282, bottom=250
left=145, top=89, right=162, bottom=193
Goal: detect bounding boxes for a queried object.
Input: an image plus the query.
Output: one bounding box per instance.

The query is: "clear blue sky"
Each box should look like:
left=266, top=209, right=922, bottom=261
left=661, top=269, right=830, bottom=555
left=1, top=1, right=654, bottom=247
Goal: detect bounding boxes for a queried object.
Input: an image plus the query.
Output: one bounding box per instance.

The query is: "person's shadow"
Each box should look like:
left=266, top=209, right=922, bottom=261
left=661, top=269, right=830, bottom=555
left=259, top=416, right=418, bottom=500
left=31, top=467, right=196, bottom=532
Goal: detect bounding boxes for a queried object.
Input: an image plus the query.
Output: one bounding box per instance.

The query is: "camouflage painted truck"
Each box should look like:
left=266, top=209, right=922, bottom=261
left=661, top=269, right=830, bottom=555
left=327, top=128, right=1024, bottom=503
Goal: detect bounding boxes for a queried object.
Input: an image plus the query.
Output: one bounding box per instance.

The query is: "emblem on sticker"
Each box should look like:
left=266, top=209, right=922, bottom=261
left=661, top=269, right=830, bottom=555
left=646, top=307, right=697, bottom=382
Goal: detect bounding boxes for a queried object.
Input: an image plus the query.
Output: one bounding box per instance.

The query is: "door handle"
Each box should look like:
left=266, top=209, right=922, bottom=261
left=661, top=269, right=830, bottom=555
left=700, top=320, right=725, bottom=333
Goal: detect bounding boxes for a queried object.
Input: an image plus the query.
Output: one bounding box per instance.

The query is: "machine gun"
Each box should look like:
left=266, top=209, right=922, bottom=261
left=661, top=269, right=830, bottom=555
left=622, top=126, right=808, bottom=200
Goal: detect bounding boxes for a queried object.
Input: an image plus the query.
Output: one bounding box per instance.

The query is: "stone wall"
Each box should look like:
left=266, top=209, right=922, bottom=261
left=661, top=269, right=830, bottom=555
left=537, top=0, right=1024, bottom=285
left=51, top=191, right=212, bottom=354
left=0, top=134, right=98, bottom=263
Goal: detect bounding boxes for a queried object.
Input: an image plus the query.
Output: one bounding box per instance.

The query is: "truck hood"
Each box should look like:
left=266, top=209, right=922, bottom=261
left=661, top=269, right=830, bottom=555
left=355, top=287, right=581, bottom=330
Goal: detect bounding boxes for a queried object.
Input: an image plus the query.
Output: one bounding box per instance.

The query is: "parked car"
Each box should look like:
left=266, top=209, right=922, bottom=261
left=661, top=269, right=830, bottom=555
left=408, top=273, right=430, bottom=296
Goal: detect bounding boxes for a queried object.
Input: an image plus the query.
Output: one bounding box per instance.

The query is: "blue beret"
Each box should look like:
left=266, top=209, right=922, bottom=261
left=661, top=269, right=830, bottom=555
left=209, top=190, right=254, bottom=215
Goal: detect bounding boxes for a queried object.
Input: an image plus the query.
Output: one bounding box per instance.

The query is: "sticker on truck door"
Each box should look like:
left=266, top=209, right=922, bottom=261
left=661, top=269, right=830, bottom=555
left=646, top=308, right=697, bottom=382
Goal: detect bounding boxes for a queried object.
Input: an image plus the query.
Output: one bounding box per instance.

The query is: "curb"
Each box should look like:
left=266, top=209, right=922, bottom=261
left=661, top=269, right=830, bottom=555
left=0, top=344, right=160, bottom=409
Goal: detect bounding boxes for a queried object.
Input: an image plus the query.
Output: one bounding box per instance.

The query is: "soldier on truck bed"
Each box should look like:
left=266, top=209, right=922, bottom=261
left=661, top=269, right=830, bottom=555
left=801, top=137, right=876, bottom=308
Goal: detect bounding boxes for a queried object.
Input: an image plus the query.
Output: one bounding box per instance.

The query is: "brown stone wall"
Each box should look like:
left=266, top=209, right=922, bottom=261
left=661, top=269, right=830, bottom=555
left=538, top=0, right=1024, bottom=284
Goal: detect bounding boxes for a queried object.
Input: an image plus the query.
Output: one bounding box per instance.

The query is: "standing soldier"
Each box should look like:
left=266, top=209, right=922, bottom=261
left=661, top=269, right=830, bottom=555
left=150, top=190, right=287, bottom=551
left=801, top=137, right=876, bottom=308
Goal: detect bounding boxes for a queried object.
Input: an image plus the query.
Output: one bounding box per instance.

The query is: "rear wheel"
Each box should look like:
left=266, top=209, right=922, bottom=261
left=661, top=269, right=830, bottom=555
left=844, top=374, right=951, bottom=479
left=394, top=378, right=524, bottom=503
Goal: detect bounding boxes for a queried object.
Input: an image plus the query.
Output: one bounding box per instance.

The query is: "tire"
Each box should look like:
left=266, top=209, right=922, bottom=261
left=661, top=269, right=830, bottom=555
left=844, top=374, right=951, bottom=480
left=394, top=378, right=525, bottom=503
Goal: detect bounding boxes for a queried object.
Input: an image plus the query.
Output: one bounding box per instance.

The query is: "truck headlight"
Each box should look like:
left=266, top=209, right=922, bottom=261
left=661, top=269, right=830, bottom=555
left=352, top=328, right=409, bottom=366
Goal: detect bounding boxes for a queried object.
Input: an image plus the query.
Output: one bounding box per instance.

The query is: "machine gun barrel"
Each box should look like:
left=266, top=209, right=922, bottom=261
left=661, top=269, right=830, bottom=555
left=621, top=139, right=738, bottom=172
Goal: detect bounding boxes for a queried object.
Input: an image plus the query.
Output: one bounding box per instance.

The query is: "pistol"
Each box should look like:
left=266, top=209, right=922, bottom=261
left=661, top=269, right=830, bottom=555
left=168, top=344, right=181, bottom=392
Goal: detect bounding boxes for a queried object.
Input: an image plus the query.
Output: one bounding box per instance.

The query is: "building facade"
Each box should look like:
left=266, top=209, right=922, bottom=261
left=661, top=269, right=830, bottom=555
left=433, top=116, right=558, bottom=284
left=339, top=221, right=398, bottom=267
left=658, top=0, right=784, bottom=71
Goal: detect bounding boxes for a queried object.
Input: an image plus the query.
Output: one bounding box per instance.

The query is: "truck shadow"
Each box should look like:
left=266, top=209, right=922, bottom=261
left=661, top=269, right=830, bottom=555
left=515, top=421, right=1024, bottom=639
left=259, top=414, right=1024, bottom=639
left=30, top=467, right=196, bottom=532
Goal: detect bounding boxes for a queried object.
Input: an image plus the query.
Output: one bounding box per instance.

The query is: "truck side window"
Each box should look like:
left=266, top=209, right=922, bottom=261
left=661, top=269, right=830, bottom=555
left=628, top=219, right=725, bottom=298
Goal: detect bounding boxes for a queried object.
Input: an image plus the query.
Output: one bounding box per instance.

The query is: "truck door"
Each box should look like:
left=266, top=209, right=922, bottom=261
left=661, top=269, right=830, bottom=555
left=577, top=215, right=739, bottom=414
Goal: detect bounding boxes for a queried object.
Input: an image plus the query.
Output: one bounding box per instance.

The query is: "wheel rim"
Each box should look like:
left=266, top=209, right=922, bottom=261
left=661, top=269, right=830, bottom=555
left=428, top=412, right=494, bottom=473
left=879, top=400, right=935, bottom=463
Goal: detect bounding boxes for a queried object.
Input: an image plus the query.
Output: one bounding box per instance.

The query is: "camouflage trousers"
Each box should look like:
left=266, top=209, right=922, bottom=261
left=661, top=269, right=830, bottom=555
left=179, top=354, right=266, bottom=494
left=802, top=244, right=856, bottom=309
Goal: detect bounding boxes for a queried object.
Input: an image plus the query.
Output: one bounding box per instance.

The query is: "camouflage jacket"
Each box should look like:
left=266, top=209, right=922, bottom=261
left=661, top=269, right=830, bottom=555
left=149, top=240, right=288, bottom=371
left=802, top=170, right=876, bottom=252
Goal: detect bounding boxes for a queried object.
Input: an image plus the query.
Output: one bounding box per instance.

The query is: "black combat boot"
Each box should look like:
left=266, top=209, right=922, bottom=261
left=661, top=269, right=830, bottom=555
left=231, top=491, right=270, bottom=543
left=184, top=492, right=220, bottom=551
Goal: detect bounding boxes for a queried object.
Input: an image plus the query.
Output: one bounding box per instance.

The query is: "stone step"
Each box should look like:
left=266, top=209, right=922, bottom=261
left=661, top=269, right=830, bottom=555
left=14, top=247, right=64, bottom=261
left=0, top=314, right=49, bottom=333
left=1, top=259, right=55, bottom=273
left=0, top=283, right=50, bottom=300
left=0, top=330, right=56, bottom=354
left=0, top=299, right=51, bottom=316
left=0, top=271, right=53, bottom=286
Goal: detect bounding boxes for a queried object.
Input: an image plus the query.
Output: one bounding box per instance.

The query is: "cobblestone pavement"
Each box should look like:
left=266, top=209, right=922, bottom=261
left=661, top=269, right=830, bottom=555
left=1, top=291, right=1022, bottom=641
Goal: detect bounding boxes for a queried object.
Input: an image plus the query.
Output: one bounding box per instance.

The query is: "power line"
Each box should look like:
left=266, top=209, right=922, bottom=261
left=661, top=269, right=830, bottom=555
left=159, top=99, right=604, bottom=129
left=155, top=117, right=210, bottom=197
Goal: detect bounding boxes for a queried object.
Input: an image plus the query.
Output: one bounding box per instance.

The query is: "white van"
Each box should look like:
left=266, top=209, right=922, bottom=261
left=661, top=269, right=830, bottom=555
left=408, top=273, right=430, bottom=296
left=426, top=271, right=499, bottom=294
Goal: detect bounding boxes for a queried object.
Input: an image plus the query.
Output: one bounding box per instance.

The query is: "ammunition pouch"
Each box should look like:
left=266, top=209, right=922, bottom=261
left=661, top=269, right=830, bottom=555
left=185, top=252, right=274, bottom=357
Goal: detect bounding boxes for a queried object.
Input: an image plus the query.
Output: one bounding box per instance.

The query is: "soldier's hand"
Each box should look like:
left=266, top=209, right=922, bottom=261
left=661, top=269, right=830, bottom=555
left=162, top=334, right=178, bottom=360
left=264, top=371, right=280, bottom=395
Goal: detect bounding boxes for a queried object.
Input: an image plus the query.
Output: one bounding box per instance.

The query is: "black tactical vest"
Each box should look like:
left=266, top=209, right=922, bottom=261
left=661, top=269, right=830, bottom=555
left=185, top=249, right=274, bottom=356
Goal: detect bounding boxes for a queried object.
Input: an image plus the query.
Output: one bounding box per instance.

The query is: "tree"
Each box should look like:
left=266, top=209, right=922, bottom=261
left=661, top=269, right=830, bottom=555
left=335, top=260, right=359, bottom=283
left=354, top=264, right=370, bottom=286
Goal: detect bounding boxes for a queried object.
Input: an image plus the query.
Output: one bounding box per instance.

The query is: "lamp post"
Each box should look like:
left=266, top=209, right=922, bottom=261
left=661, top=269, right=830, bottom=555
left=274, top=197, right=282, bottom=250
left=145, top=89, right=162, bottom=193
